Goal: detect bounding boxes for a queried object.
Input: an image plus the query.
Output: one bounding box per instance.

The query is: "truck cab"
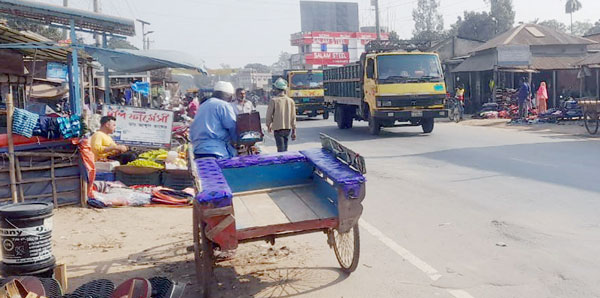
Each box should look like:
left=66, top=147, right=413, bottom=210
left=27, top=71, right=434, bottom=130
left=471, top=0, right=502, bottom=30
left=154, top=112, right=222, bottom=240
left=285, top=70, right=328, bottom=119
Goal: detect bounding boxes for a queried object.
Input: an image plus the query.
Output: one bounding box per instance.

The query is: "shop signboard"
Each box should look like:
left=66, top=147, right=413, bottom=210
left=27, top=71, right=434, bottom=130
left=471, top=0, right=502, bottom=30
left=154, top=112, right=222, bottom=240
left=46, top=62, right=68, bottom=81
left=497, top=45, right=531, bottom=67
left=102, top=105, right=174, bottom=147
left=305, top=52, right=350, bottom=65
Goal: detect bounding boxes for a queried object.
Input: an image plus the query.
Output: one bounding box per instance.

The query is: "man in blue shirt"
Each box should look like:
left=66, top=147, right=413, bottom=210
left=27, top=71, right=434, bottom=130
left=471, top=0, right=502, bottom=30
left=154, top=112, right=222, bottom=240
left=190, top=81, right=237, bottom=159
left=517, top=77, right=531, bottom=119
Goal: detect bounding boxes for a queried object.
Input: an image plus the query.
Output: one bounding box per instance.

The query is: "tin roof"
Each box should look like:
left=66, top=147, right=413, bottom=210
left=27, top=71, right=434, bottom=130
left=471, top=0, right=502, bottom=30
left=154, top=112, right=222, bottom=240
left=0, top=0, right=135, bottom=36
left=472, top=24, right=596, bottom=53
left=0, top=24, right=86, bottom=61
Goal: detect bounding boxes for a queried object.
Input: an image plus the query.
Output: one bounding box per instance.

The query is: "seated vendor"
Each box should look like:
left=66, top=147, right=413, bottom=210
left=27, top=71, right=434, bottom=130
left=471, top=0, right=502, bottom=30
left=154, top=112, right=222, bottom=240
left=91, top=116, right=137, bottom=164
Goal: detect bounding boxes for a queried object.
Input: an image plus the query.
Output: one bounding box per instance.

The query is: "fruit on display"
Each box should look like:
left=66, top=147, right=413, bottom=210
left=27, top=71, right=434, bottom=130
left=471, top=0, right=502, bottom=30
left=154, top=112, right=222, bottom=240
left=126, top=159, right=165, bottom=169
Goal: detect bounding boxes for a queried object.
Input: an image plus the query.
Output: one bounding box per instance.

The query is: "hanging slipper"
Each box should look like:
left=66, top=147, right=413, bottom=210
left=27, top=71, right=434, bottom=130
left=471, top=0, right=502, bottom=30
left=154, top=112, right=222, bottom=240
left=64, top=279, right=114, bottom=298
left=39, top=278, right=63, bottom=298
left=0, top=279, right=29, bottom=298
left=110, top=278, right=152, bottom=298
left=148, top=277, right=171, bottom=298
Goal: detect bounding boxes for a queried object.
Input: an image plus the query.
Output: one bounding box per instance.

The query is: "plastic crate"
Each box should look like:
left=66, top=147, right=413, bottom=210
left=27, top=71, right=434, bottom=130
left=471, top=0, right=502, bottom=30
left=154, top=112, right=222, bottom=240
left=161, top=169, right=194, bottom=190
left=95, top=172, right=116, bottom=182
left=114, top=166, right=162, bottom=186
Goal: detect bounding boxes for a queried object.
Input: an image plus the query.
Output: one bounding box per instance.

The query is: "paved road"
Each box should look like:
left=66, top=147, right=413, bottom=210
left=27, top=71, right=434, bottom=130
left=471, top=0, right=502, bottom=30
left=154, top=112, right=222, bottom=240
left=252, top=106, right=600, bottom=298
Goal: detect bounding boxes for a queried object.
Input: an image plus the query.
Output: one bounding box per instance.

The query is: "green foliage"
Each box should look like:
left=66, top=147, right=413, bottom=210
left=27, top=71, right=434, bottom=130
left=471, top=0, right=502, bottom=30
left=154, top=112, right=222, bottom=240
left=452, top=11, right=497, bottom=41
left=388, top=31, right=400, bottom=41
left=412, top=0, right=444, bottom=41
left=586, top=20, right=600, bottom=36
left=571, top=21, right=593, bottom=36
left=485, top=0, right=515, bottom=34
left=5, top=19, right=63, bottom=41
left=537, top=19, right=568, bottom=33
left=244, top=63, right=271, bottom=73
left=107, top=38, right=138, bottom=50
left=565, top=0, right=582, bottom=14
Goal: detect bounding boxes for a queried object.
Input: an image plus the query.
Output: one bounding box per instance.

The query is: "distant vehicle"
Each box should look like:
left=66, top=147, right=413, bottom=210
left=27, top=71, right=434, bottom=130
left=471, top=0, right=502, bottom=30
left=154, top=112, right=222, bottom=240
left=282, top=69, right=329, bottom=119
left=324, top=40, right=448, bottom=135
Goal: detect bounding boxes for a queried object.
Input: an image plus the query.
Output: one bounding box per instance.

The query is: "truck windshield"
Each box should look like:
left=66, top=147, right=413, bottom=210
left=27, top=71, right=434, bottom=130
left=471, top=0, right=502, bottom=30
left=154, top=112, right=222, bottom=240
left=377, top=54, right=443, bottom=83
left=290, top=73, right=324, bottom=89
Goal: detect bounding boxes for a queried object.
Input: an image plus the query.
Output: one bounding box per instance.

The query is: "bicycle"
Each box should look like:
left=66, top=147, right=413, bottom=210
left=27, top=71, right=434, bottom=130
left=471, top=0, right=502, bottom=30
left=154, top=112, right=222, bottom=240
left=447, top=97, right=463, bottom=123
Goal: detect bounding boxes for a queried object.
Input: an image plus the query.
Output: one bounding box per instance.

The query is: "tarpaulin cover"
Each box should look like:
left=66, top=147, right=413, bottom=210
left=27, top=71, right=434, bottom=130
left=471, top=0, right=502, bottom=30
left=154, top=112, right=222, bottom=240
left=194, top=158, right=232, bottom=207
left=216, top=151, right=307, bottom=169
left=131, top=81, right=150, bottom=96
left=83, top=46, right=207, bottom=74
left=300, top=148, right=366, bottom=186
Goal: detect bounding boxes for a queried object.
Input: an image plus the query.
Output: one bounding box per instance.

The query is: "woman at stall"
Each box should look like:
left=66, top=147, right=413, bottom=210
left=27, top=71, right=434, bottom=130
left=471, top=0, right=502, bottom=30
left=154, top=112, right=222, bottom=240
left=536, top=82, right=548, bottom=114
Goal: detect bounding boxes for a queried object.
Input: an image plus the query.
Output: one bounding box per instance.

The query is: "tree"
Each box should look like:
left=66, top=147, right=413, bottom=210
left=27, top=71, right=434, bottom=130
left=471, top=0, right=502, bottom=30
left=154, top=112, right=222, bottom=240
left=271, top=52, right=291, bottom=72
left=586, top=20, right=600, bottom=36
left=107, top=38, right=138, bottom=50
left=412, top=0, right=444, bottom=42
left=452, top=11, right=497, bottom=41
left=571, top=21, right=592, bottom=36
left=244, top=63, right=270, bottom=73
left=5, top=19, right=62, bottom=41
left=537, top=19, right=567, bottom=33
left=388, top=31, right=400, bottom=41
left=565, top=0, right=583, bottom=34
left=485, top=0, right=515, bottom=35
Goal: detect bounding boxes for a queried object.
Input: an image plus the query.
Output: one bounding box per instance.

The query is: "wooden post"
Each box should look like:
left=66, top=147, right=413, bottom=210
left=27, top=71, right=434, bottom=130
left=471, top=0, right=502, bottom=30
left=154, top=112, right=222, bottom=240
left=51, top=157, right=58, bottom=207
left=6, top=89, right=18, bottom=203
left=552, top=70, right=557, bottom=108
left=15, top=159, right=24, bottom=202
left=596, top=68, right=600, bottom=99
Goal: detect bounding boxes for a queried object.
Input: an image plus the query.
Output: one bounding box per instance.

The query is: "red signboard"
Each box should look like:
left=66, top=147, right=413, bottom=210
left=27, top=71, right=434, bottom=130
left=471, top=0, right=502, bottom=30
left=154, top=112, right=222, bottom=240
left=291, top=31, right=389, bottom=46
left=305, top=52, right=350, bottom=65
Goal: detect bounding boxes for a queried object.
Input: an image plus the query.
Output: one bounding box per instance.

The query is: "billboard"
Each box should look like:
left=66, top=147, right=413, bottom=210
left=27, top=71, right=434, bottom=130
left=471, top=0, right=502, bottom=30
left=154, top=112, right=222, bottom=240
left=497, top=45, right=531, bottom=67
left=300, top=1, right=359, bottom=32
left=46, top=62, right=68, bottom=81
left=305, top=52, right=350, bottom=65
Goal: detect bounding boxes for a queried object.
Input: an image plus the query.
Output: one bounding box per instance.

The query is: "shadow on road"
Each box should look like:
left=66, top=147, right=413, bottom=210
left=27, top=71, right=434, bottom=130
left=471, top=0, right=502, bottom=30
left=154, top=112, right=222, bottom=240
left=411, top=140, right=600, bottom=194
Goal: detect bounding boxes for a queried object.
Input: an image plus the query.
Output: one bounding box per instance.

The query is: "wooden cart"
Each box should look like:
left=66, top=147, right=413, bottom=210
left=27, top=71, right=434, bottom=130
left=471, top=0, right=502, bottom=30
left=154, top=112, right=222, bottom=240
left=189, top=134, right=366, bottom=297
left=580, top=98, right=600, bottom=135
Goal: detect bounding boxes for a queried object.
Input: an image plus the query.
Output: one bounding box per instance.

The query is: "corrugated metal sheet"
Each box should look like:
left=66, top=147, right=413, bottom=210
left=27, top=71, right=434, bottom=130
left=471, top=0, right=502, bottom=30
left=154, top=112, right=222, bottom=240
left=577, top=52, right=600, bottom=66
left=473, top=24, right=596, bottom=53
left=530, top=56, right=582, bottom=70
left=451, top=53, right=496, bottom=72
left=0, top=24, right=74, bottom=61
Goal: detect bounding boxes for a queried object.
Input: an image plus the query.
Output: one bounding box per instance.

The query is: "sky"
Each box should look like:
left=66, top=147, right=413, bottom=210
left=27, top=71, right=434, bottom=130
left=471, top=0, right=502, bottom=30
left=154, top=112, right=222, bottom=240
left=34, top=0, right=600, bottom=69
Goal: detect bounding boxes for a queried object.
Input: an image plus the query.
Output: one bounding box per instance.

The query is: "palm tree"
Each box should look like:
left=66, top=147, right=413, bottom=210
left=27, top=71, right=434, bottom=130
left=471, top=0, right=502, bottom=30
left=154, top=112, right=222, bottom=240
left=565, top=0, right=583, bottom=34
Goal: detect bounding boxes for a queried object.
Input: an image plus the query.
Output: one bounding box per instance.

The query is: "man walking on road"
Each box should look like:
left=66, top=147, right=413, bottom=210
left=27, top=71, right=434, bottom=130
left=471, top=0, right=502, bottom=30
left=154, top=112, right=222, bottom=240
left=234, top=88, right=254, bottom=114
left=190, top=81, right=238, bottom=159
left=266, top=78, right=296, bottom=152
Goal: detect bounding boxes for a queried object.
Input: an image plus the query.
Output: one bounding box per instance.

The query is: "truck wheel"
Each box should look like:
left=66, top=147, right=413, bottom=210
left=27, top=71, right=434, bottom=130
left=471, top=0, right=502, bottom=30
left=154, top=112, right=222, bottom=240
left=421, top=118, right=434, bottom=133
left=344, top=108, right=354, bottom=128
left=335, top=105, right=348, bottom=129
left=368, top=116, right=381, bottom=135
left=323, top=111, right=330, bottom=120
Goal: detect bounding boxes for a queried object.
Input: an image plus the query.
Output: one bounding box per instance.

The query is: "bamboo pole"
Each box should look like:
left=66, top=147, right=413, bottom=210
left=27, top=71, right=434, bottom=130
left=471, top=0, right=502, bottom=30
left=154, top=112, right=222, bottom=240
left=51, top=157, right=58, bottom=207
left=6, top=87, right=18, bottom=203
left=15, top=158, right=24, bottom=202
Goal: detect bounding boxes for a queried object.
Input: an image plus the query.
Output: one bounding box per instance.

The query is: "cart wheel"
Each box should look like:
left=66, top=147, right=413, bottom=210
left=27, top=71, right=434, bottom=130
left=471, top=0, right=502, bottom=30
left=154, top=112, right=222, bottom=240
left=452, top=106, right=461, bottom=123
left=193, top=207, right=214, bottom=298
left=330, top=224, right=360, bottom=273
left=584, top=111, right=599, bottom=135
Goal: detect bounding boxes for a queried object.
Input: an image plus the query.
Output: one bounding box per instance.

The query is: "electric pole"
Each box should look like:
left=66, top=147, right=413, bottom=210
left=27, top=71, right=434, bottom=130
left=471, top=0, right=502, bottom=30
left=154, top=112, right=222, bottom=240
left=136, top=19, right=151, bottom=50
left=62, top=0, right=68, bottom=40
left=373, top=0, right=381, bottom=40
left=93, top=0, right=101, bottom=46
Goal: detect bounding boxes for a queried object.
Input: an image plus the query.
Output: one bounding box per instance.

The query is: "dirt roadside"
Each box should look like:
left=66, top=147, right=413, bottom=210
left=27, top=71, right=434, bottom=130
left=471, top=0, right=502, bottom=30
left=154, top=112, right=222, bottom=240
left=53, top=207, right=340, bottom=298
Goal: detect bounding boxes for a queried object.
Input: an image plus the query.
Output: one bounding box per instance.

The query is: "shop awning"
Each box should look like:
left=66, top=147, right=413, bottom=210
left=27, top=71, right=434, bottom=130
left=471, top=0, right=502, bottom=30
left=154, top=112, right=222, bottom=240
left=451, top=53, right=496, bottom=72
left=83, top=46, right=207, bottom=74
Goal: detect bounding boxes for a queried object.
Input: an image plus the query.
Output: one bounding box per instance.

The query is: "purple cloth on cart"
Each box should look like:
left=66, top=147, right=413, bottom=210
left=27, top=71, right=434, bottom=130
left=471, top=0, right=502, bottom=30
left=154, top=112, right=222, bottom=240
left=300, top=148, right=366, bottom=194
left=216, top=151, right=307, bottom=168
left=194, top=158, right=233, bottom=207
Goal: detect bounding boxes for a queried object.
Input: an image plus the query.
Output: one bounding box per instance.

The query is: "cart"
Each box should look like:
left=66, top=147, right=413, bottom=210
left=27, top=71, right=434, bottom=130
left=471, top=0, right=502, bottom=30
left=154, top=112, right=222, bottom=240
left=189, top=134, right=366, bottom=297
left=579, top=98, right=600, bottom=135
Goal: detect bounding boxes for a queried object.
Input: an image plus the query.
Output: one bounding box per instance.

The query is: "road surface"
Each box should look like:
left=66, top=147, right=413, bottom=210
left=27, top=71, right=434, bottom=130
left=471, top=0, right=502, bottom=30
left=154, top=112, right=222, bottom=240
left=252, top=106, right=600, bottom=298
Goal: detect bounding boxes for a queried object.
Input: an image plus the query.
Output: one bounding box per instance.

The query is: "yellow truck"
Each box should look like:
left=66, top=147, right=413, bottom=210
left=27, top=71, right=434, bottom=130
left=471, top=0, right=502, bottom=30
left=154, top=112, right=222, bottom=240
left=282, top=69, right=329, bottom=119
left=323, top=41, right=448, bottom=135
